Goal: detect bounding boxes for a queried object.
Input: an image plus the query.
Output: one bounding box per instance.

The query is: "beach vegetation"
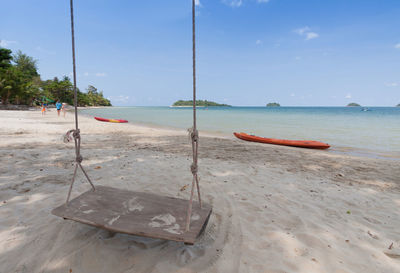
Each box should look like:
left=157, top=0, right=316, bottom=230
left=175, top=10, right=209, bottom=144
left=266, top=102, right=280, bottom=107
left=347, top=103, right=361, bottom=107
left=172, top=100, right=231, bottom=107
left=0, top=47, right=111, bottom=106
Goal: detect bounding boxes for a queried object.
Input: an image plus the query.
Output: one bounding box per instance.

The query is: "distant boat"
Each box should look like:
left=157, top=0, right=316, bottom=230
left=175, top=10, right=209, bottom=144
left=361, top=108, right=371, bottom=112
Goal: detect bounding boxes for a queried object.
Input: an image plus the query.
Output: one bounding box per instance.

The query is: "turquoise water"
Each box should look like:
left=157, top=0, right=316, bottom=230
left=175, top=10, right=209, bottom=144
left=81, top=107, right=400, bottom=158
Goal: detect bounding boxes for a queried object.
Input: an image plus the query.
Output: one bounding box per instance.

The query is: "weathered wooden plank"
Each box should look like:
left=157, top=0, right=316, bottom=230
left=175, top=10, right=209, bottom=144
left=52, top=186, right=212, bottom=244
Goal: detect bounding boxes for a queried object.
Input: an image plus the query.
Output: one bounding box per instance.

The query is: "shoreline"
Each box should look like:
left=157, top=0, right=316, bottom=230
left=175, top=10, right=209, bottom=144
left=77, top=108, right=400, bottom=161
left=6, top=107, right=399, bottom=161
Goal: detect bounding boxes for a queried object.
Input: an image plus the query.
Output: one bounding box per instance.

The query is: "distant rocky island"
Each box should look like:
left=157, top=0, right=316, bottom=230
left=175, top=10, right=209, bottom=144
left=172, top=100, right=231, bottom=107
left=397, top=103, right=400, bottom=107
left=266, top=102, right=280, bottom=107
left=347, top=103, right=361, bottom=107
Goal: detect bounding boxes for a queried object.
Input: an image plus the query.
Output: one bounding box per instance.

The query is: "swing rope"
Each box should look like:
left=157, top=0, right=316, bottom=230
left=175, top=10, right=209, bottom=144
left=66, top=0, right=95, bottom=205
left=185, top=0, right=202, bottom=231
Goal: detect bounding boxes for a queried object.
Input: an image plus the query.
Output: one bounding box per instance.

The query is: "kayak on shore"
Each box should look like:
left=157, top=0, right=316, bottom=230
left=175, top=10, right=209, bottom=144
left=94, top=117, right=128, bottom=123
left=234, top=132, right=330, bottom=149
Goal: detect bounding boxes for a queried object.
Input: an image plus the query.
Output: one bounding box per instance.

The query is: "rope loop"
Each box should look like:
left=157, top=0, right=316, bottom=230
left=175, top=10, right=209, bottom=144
left=64, top=129, right=74, bottom=143
left=64, top=129, right=81, bottom=143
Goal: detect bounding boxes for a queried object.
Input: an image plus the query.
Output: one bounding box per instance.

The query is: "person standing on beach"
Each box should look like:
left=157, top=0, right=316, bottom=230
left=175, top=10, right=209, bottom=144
left=56, top=100, right=62, bottom=117
left=41, top=103, right=46, bottom=115
left=61, top=103, right=66, bottom=118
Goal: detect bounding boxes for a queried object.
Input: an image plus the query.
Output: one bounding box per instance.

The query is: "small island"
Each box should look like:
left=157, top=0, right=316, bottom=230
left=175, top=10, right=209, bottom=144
left=172, top=100, right=231, bottom=107
left=266, top=102, right=280, bottom=107
left=397, top=103, right=400, bottom=107
left=347, top=103, right=361, bottom=107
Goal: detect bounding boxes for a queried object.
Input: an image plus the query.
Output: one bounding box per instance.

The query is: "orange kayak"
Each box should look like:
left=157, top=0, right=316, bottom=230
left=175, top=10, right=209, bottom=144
left=94, top=117, right=128, bottom=123
left=233, top=132, right=330, bottom=149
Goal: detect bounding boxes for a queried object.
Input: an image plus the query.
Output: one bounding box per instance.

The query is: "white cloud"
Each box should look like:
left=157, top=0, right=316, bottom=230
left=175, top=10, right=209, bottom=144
left=295, top=56, right=301, bottom=60
left=290, top=93, right=295, bottom=97
left=195, top=0, right=202, bottom=6
left=294, top=27, right=310, bottom=35
left=256, top=39, right=262, bottom=45
left=222, top=0, right=243, bottom=7
left=385, top=82, right=398, bottom=87
left=395, top=43, right=400, bottom=49
left=0, top=40, right=17, bottom=47
left=84, top=72, right=89, bottom=77
left=95, top=72, right=107, bottom=77
left=294, top=26, right=319, bottom=41
left=345, top=94, right=352, bottom=99
left=221, top=0, right=270, bottom=8
left=222, top=0, right=269, bottom=7
left=305, top=32, right=319, bottom=40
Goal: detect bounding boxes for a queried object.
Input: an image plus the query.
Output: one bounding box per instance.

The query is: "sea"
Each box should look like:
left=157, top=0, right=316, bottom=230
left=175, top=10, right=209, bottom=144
left=80, top=106, right=400, bottom=160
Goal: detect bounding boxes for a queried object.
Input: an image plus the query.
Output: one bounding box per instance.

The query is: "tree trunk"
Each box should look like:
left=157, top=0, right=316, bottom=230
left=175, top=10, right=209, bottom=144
left=2, top=91, right=10, bottom=105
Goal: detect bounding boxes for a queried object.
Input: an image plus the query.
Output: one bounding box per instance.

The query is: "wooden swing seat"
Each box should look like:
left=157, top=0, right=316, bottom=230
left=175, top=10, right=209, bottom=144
left=52, top=186, right=212, bottom=244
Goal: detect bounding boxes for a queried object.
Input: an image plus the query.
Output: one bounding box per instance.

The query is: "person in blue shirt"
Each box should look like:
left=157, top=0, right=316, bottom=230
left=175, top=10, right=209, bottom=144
left=56, top=100, right=62, bottom=117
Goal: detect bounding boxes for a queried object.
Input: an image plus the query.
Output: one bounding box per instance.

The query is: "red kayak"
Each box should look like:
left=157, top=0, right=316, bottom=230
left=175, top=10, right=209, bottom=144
left=94, top=117, right=128, bottom=123
left=234, top=132, right=330, bottom=149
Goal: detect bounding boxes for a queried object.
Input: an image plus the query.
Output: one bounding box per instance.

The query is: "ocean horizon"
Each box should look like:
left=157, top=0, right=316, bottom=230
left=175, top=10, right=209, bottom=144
left=81, top=106, right=400, bottom=160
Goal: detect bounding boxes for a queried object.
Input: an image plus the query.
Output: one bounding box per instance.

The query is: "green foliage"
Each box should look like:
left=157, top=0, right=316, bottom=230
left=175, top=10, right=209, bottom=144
left=0, top=47, right=111, bottom=107
left=0, top=48, right=13, bottom=69
left=172, top=100, right=230, bottom=107
left=266, top=102, right=280, bottom=107
left=40, top=77, right=72, bottom=104
left=0, top=48, right=40, bottom=105
left=0, top=48, right=14, bottom=103
left=40, top=78, right=111, bottom=106
left=81, top=85, right=111, bottom=106
left=347, top=103, right=361, bottom=107
left=14, top=51, right=39, bottom=78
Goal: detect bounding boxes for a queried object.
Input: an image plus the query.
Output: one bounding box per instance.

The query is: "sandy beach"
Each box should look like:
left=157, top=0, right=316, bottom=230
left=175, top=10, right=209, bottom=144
left=1, top=109, right=399, bottom=273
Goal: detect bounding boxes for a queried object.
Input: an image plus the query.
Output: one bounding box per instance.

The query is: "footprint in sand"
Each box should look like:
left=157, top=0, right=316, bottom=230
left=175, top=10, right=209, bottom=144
left=384, top=248, right=400, bottom=259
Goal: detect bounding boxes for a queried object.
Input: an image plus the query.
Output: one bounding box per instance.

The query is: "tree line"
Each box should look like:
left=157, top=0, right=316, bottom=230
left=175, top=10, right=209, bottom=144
left=0, top=47, right=111, bottom=106
left=172, top=100, right=231, bottom=107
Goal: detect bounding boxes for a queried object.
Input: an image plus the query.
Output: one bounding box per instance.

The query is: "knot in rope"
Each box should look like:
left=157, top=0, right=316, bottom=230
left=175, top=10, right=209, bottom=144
left=188, top=127, right=199, bottom=143
left=72, top=129, right=80, bottom=139
left=190, top=163, right=198, bottom=175
left=76, top=155, right=83, bottom=163
left=64, top=129, right=83, bottom=163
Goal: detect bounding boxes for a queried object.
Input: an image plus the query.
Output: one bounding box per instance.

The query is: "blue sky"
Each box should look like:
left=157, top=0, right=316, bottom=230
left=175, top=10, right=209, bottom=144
left=1, top=0, right=400, bottom=106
